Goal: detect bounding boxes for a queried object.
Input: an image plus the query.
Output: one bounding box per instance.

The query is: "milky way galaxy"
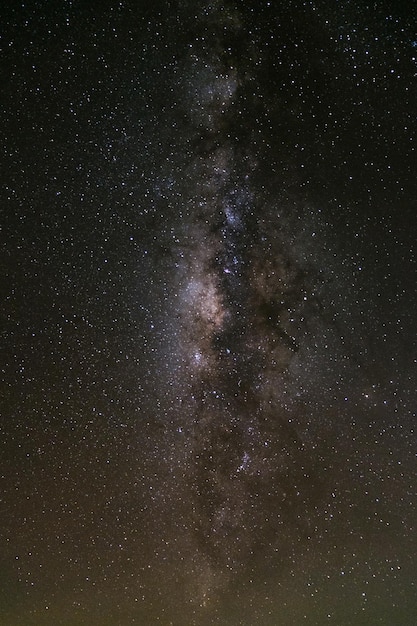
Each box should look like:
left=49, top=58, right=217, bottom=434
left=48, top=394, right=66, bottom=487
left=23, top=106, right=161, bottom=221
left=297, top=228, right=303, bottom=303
left=156, top=1, right=336, bottom=610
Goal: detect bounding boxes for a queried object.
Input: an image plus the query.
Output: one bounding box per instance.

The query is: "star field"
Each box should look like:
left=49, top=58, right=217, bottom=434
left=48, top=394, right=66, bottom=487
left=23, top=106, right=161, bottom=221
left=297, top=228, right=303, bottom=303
left=1, top=1, right=417, bottom=624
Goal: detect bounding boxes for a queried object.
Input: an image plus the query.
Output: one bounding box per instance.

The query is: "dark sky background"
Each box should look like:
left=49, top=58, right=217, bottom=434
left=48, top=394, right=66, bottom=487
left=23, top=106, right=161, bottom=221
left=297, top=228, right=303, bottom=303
left=1, top=0, right=416, bottom=624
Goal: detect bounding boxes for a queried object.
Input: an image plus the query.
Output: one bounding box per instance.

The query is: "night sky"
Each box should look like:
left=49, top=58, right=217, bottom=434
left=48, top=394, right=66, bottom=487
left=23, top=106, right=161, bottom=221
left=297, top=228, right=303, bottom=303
left=1, top=0, right=417, bottom=624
